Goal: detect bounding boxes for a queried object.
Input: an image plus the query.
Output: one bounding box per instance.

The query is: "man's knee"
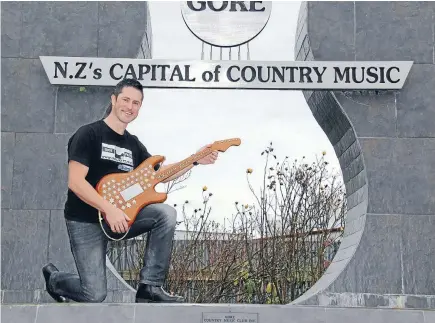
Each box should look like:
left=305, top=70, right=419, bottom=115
left=159, top=204, right=177, bottom=227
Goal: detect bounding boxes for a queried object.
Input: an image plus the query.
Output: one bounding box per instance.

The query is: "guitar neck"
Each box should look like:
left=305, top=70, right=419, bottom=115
left=155, top=148, right=212, bottom=182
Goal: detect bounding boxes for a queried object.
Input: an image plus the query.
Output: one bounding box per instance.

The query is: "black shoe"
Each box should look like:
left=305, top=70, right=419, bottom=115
left=42, top=263, right=67, bottom=303
left=135, top=284, right=184, bottom=303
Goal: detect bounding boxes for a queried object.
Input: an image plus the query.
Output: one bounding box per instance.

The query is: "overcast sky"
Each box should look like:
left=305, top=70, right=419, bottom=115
left=127, top=1, right=342, bottom=228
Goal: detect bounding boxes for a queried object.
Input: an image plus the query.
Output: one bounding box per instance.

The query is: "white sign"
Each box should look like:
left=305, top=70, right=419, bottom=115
left=180, top=1, right=272, bottom=47
left=39, top=56, right=413, bottom=90
left=202, top=312, right=258, bottom=323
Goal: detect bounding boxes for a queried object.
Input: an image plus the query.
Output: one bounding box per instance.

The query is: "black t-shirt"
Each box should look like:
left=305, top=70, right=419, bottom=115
left=64, top=119, right=153, bottom=223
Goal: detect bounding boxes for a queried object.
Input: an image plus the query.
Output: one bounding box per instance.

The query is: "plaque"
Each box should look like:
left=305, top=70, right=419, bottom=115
left=202, top=312, right=258, bottom=323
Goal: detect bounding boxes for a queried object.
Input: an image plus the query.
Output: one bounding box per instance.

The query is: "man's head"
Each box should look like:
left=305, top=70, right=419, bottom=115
left=109, top=78, right=144, bottom=124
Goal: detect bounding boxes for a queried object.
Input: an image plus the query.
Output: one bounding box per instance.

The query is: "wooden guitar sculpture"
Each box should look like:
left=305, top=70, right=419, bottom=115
left=96, top=138, right=241, bottom=240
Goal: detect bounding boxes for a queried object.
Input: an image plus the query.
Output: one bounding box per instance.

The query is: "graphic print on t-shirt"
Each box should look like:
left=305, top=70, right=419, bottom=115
left=101, top=143, right=134, bottom=166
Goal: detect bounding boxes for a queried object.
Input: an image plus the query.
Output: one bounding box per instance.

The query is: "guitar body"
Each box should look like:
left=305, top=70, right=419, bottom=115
left=96, top=155, right=168, bottom=227
left=95, top=138, right=241, bottom=238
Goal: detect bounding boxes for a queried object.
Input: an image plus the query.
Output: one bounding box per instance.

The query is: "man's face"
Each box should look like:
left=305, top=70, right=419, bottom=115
left=111, top=86, right=143, bottom=124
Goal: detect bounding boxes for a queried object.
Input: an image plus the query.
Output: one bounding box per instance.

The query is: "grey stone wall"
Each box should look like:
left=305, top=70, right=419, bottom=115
left=1, top=1, right=152, bottom=303
left=293, top=1, right=435, bottom=307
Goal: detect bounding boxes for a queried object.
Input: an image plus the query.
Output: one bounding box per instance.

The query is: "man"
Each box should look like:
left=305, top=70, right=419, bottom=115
left=42, top=78, right=218, bottom=303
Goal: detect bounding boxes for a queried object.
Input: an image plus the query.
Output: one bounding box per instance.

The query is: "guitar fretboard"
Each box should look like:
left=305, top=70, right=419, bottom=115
left=155, top=148, right=212, bottom=181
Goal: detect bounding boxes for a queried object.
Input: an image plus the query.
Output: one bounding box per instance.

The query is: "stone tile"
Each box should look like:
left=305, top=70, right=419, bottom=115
left=334, top=91, right=397, bottom=138
left=1, top=132, right=15, bottom=209
left=424, top=311, right=435, bottom=323
left=333, top=127, right=356, bottom=159
left=145, top=4, right=153, bottom=54
left=361, top=138, right=435, bottom=215
left=343, top=213, right=365, bottom=238
left=237, top=305, right=326, bottom=323
left=325, top=308, right=424, bottom=323
left=1, top=305, right=37, bottom=323
left=362, top=293, right=389, bottom=307
left=344, top=170, right=366, bottom=197
left=137, top=46, right=145, bottom=60
left=346, top=186, right=367, bottom=210
left=338, top=138, right=361, bottom=168
left=98, top=2, right=148, bottom=58
left=1, top=2, right=22, bottom=57
left=397, top=65, right=435, bottom=138
left=140, top=6, right=152, bottom=59
left=1, top=290, right=44, bottom=304
left=310, top=92, right=353, bottom=148
left=11, top=133, right=69, bottom=209
left=324, top=259, right=348, bottom=278
left=278, top=306, right=326, bottom=323
left=141, top=32, right=152, bottom=59
left=355, top=1, right=434, bottom=63
left=1, top=58, right=55, bottom=133
left=307, top=1, right=355, bottom=60
left=392, top=139, right=435, bottom=214
left=297, top=295, right=319, bottom=306
left=1, top=210, right=50, bottom=290
left=326, top=107, right=353, bottom=148
left=331, top=214, right=402, bottom=294
left=136, top=305, right=197, bottom=323
left=342, top=151, right=364, bottom=185
left=20, top=2, right=98, bottom=58
left=360, top=138, right=395, bottom=214
left=295, top=30, right=309, bottom=63
left=340, top=230, right=362, bottom=249
left=346, top=199, right=367, bottom=224
left=36, top=304, right=135, bottom=323
left=342, top=153, right=364, bottom=184
left=295, top=3, right=308, bottom=49
left=98, top=303, right=135, bottom=322
left=106, top=256, right=136, bottom=292
left=333, top=244, right=357, bottom=262
left=47, top=211, right=76, bottom=273
left=308, top=272, right=336, bottom=294
left=405, top=295, right=435, bottom=309
left=402, top=215, right=435, bottom=295
left=55, top=86, right=112, bottom=134
left=107, top=290, right=135, bottom=303
left=302, top=89, right=313, bottom=102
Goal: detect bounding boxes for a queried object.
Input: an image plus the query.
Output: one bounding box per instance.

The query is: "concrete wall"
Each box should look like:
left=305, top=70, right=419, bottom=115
left=1, top=1, right=152, bottom=303
left=292, top=1, right=435, bottom=308
left=2, top=303, right=435, bottom=323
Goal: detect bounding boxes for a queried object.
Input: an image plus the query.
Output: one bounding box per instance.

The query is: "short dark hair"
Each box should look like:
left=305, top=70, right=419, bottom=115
left=103, top=78, right=144, bottom=117
left=113, top=78, right=143, bottom=100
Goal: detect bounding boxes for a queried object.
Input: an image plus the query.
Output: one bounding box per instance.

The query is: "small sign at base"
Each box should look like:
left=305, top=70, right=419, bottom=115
left=202, top=312, right=258, bottom=323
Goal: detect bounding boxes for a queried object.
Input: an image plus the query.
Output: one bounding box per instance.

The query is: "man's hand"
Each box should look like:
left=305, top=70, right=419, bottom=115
left=196, top=144, right=219, bottom=165
left=104, top=205, right=131, bottom=233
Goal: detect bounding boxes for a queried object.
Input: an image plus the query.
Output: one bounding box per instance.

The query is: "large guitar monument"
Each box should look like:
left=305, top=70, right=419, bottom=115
left=1, top=1, right=434, bottom=322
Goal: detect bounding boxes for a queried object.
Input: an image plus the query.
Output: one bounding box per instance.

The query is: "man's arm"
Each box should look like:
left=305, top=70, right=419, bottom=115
left=68, top=160, right=114, bottom=213
left=66, top=127, right=112, bottom=213
left=68, top=160, right=131, bottom=233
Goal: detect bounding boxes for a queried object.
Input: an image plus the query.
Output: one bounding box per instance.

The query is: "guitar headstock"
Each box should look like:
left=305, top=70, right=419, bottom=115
left=211, top=138, right=241, bottom=152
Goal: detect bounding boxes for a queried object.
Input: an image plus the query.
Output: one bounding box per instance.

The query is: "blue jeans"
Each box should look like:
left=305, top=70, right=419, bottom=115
left=48, top=203, right=177, bottom=302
